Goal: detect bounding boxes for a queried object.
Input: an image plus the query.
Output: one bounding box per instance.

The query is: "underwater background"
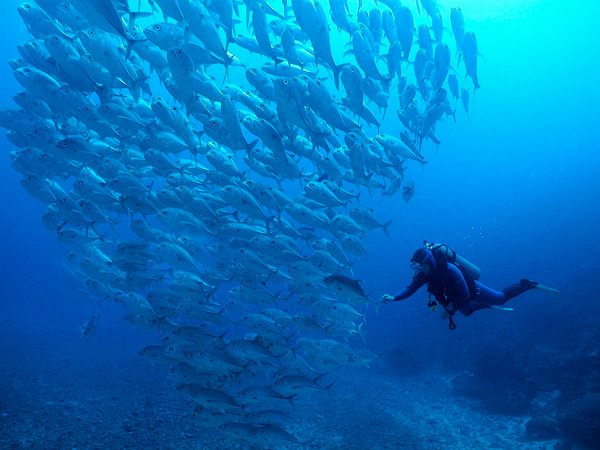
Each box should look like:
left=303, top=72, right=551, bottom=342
left=1, top=0, right=600, bottom=449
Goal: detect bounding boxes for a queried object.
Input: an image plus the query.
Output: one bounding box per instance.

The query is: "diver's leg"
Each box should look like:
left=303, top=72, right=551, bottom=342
left=459, top=301, right=490, bottom=316
left=471, top=281, right=510, bottom=305
left=458, top=282, right=508, bottom=316
left=502, top=280, right=536, bottom=301
left=460, top=281, right=544, bottom=315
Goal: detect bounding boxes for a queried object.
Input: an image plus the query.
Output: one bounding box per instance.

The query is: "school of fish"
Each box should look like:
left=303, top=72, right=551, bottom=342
left=1, top=0, right=479, bottom=445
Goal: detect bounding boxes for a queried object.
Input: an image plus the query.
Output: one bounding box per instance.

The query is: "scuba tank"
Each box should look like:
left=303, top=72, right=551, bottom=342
left=424, top=241, right=482, bottom=280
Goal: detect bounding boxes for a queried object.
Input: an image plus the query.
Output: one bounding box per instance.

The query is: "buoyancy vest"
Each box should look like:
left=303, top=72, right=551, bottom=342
left=427, top=261, right=478, bottom=310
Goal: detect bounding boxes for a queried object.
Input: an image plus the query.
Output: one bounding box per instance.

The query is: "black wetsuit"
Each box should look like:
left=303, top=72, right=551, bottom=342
left=392, top=248, right=533, bottom=316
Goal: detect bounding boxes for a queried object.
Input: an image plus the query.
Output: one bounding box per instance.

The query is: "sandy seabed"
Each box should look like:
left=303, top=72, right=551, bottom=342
left=0, top=328, right=560, bottom=450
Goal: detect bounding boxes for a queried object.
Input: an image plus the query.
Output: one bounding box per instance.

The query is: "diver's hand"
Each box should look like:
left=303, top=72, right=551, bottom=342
left=381, top=294, right=395, bottom=303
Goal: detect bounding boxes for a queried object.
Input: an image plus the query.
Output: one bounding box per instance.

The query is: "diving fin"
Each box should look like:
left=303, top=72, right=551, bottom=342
left=488, top=305, right=514, bottom=311
left=520, top=279, right=559, bottom=293
left=532, top=283, right=560, bottom=293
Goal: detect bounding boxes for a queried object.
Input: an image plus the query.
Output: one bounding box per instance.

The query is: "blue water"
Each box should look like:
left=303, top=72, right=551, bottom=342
left=1, top=0, right=600, bottom=448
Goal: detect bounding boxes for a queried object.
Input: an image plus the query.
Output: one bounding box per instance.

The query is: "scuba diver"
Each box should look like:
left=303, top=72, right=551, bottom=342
left=381, top=242, right=558, bottom=329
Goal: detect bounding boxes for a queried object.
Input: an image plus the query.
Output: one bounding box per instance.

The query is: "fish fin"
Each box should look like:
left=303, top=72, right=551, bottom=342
left=333, top=63, right=346, bottom=90
left=324, top=381, right=335, bottom=396
left=287, top=394, right=297, bottom=407
left=382, top=219, right=392, bottom=238
left=358, top=322, right=367, bottom=344
left=246, top=138, right=259, bottom=160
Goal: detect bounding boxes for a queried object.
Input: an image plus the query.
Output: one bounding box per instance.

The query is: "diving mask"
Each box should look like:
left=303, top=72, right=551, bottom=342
left=409, top=261, right=423, bottom=272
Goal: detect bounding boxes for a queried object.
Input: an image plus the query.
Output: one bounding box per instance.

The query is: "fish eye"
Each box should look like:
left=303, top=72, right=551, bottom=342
left=251, top=69, right=257, bottom=74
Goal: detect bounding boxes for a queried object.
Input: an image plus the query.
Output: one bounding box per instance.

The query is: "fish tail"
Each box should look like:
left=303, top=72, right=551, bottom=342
left=382, top=219, right=392, bottom=238
left=382, top=75, right=393, bottom=93
left=283, top=2, right=290, bottom=20
left=246, top=139, right=259, bottom=160
left=124, top=39, right=134, bottom=61
left=358, top=321, right=367, bottom=344
left=286, top=394, right=296, bottom=407
left=415, top=0, right=422, bottom=15
left=154, top=314, right=166, bottom=334
left=324, top=381, right=335, bottom=397
left=225, top=32, right=233, bottom=54
left=265, top=215, right=276, bottom=234
left=222, top=54, right=235, bottom=84
left=206, top=285, right=219, bottom=300
left=333, top=63, right=346, bottom=90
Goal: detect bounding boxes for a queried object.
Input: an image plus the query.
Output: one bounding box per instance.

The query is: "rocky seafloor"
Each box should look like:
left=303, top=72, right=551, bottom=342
left=2, top=318, right=598, bottom=450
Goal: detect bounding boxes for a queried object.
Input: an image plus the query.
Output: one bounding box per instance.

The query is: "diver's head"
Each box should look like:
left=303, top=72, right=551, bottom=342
left=410, top=247, right=436, bottom=274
